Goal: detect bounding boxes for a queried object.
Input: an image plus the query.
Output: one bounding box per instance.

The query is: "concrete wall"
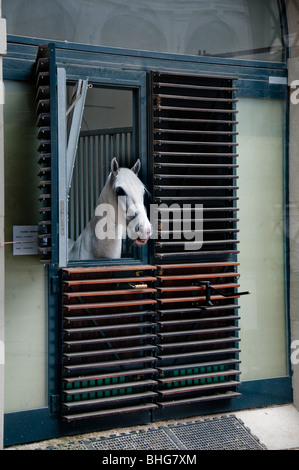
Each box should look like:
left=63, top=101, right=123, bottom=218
left=287, top=0, right=299, bottom=411
left=0, top=0, right=6, bottom=452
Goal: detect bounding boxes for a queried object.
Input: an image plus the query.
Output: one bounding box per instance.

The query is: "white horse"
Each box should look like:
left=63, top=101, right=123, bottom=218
left=68, top=158, right=152, bottom=260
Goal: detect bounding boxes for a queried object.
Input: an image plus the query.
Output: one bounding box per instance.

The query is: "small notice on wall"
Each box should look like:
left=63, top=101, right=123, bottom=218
left=13, top=226, right=39, bottom=255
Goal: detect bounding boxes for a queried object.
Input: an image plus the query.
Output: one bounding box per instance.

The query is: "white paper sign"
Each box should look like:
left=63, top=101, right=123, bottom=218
left=13, top=226, right=39, bottom=255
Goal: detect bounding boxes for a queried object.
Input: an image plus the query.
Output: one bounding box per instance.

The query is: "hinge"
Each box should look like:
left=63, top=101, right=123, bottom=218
left=50, top=275, right=60, bottom=294
left=50, top=394, right=60, bottom=413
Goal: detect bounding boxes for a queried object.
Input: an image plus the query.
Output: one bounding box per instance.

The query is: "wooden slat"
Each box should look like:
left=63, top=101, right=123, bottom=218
left=158, top=369, right=240, bottom=384
left=158, top=381, right=240, bottom=398
left=63, top=391, right=158, bottom=409
left=64, top=334, right=156, bottom=348
left=64, top=321, right=155, bottom=335
left=64, top=379, right=158, bottom=396
left=64, top=299, right=157, bottom=311
left=158, top=347, right=241, bottom=361
left=64, top=356, right=158, bottom=372
left=63, top=368, right=158, bottom=384
left=64, top=265, right=156, bottom=274
left=64, top=288, right=157, bottom=298
left=63, top=403, right=158, bottom=422
left=158, top=391, right=241, bottom=408
left=64, top=276, right=157, bottom=286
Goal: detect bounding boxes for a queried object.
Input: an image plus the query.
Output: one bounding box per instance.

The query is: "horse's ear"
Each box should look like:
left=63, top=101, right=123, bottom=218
left=131, top=159, right=141, bottom=175
left=111, top=157, right=119, bottom=173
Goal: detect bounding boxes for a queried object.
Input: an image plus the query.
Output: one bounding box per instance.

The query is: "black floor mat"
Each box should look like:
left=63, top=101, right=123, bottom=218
left=31, top=416, right=266, bottom=450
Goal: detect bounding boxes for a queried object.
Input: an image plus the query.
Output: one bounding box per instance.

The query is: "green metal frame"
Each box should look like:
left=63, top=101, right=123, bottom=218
left=3, top=20, right=291, bottom=444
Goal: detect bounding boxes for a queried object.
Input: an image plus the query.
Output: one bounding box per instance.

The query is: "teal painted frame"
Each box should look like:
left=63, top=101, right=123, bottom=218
left=3, top=16, right=291, bottom=445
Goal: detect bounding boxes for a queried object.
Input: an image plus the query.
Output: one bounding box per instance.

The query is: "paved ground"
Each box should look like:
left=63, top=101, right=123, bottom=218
left=5, top=404, right=299, bottom=450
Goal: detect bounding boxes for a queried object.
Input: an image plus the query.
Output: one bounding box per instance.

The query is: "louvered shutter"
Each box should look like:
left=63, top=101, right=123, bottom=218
left=61, top=265, right=158, bottom=422
left=150, top=71, right=243, bottom=408
left=35, top=44, right=57, bottom=264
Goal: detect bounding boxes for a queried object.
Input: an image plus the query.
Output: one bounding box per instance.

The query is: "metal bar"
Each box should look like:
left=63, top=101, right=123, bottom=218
left=57, top=67, right=68, bottom=267
left=66, top=78, right=88, bottom=191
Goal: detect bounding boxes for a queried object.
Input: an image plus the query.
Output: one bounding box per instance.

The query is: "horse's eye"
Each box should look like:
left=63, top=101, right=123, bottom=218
left=116, top=186, right=126, bottom=197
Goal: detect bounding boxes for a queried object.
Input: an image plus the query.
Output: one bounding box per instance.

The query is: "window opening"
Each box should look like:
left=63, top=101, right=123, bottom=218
left=67, top=84, right=138, bottom=262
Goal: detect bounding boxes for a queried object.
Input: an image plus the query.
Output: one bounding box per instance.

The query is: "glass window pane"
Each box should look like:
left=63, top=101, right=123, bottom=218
left=3, top=0, right=285, bottom=62
left=237, top=98, right=287, bottom=380
left=4, top=81, right=47, bottom=412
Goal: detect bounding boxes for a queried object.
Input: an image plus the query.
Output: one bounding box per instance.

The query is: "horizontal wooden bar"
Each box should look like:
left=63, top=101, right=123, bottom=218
left=156, top=262, right=240, bottom=269
left=154, top=151, right=238, bottom=157
left=64, top=310, right=155, bottom=323
left=157, top=326, right=240, bottom=338
left=63, top=345, right=157, bottom=360
left=158, top=337, right=241, bottom=350
left=158, top=347, right=241, bottom=361
left=154, top=116, right=238, bottom=125
left=64, top=276, right=157, bottom=286
left=158, top=380, right=240, bottom=397
left=157, top=283, right=240, bottom=293
left=153, top=70, right=238, bottom=81
left=154, top=162, right=239, bottom=169
left=64, top=379, right=158, bottom=396
left=157, top=294, right=241, bottom=304
left=154, top=129, right=238, bottom=136
left=154, top=105, right=237, bottom=114
left=64, top=265, right=156, bottom=274
left=154, top=93, right=238, bottom=103
left=64, top=356, right=158, bottom=372
left=158, top=369, right=241, bottom=384
left=64, top=321, right=155, bottom=335
left=154, top=174, right=238, bottom=180
left=63, top=368, right=158, bottom=384
left=64, top=288, right=157, bottom=299
left=155, top=250, right=240, bottom=259
left=63, top=391, right=158, bottom=409
left=64, top=334, right=156, bottom=348
left=154, top=83, right=237, bottom=93
left=157, top=272, right=239, bottom=281
left=63, top=403, right=158, bottom=422
left=158, top=391, right=241, bottom=408
left=154, top=140, right=238, bottom=147
left=158, top=358, right=241, bottom=373
left=63, top=299, right=157, bottom=311
left=157, top=316, right=240, bottom=328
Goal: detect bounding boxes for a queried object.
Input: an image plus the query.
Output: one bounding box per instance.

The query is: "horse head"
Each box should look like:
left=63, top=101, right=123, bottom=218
left=109, top=157, right=152, bottom=246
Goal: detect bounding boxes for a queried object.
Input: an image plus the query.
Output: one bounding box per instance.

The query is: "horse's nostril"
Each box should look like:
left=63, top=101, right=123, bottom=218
left=135, top=224, right=140, bottom=233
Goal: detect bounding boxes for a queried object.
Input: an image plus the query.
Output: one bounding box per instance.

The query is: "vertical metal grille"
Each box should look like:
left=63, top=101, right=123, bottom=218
left=68, top=127, right=133, bottom=241
left=61, top=265, right=158, bottom=422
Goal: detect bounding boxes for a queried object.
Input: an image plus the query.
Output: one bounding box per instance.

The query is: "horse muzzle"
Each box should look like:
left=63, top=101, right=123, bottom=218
left=134, top=224, right=152, bottom=246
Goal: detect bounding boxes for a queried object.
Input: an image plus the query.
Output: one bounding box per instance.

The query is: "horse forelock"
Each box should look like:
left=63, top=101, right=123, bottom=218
left=111, top=167, right=145, bottom=197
